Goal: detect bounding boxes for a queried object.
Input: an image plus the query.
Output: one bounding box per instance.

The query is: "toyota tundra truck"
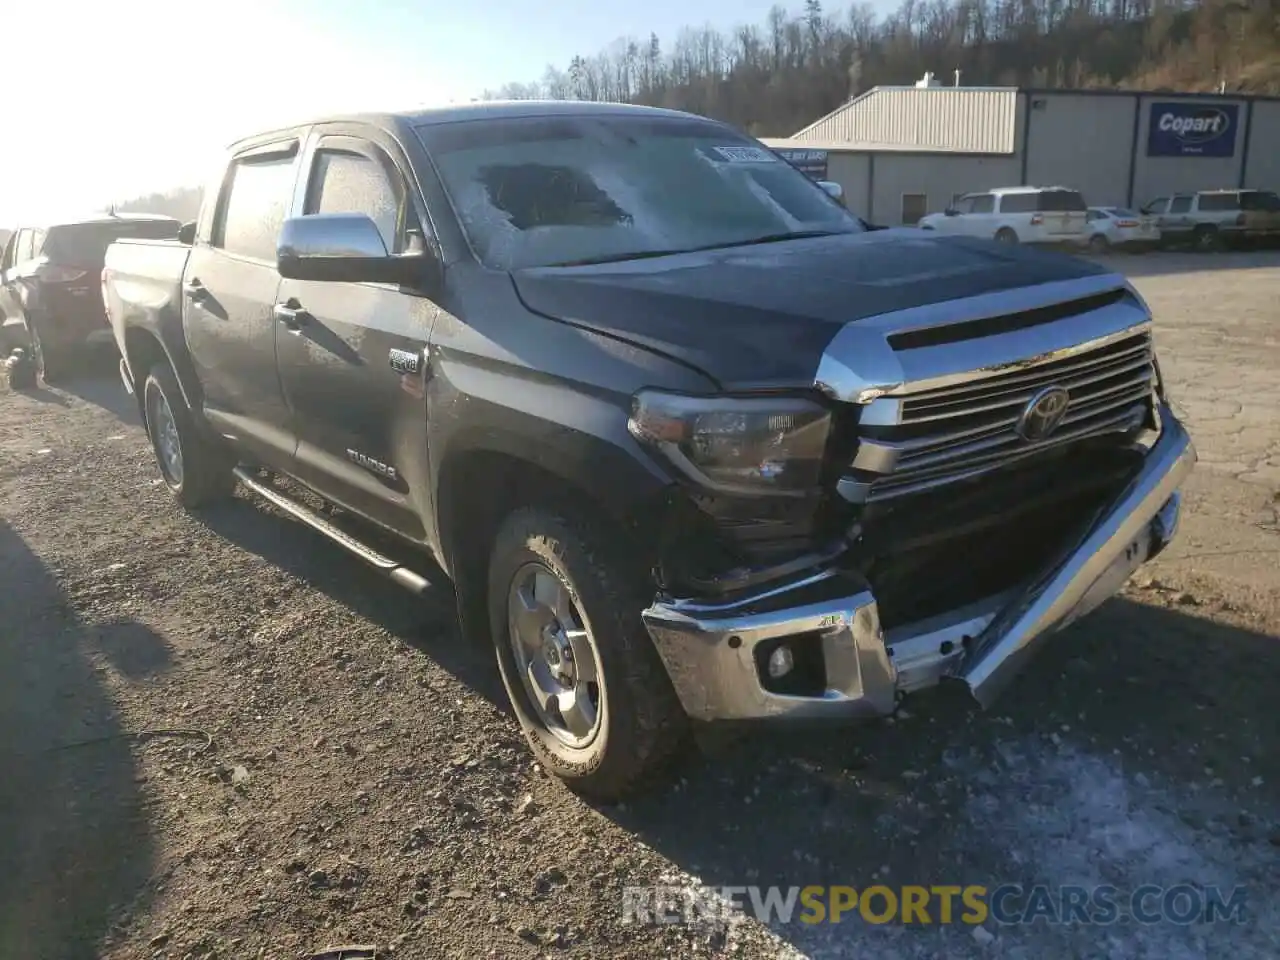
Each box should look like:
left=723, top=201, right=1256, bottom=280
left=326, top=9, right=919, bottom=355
left=102, top=102, right=1195, bottom=801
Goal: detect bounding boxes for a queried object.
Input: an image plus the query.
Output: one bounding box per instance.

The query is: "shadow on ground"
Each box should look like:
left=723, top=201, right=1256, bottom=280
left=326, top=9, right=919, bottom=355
left=57, top=367, right=140, bottom=425
left=194, top=491, right=507, bottom=708
left=1088, top=247, right=1280, bottom=280
left=605, top=595, right=1280, bottom=953
left=0, top=520, right=158, bottom=959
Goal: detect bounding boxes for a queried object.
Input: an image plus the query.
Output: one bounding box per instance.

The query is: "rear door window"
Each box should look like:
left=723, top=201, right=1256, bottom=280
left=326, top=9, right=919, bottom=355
left=1197, top=193, right=1238, bottom=212
left=997, top=193, right=1038, bottom=214
left=214, top=146, right=299, bottom=262
left=1037, top=190, right=1087, bottom=212
left=14, top=229, right=35, bottom=263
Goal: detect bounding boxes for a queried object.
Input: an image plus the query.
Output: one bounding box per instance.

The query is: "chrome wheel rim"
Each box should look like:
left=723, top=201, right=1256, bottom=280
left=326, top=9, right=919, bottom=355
left=147, top=388, right=184, bottom=487
left=506, top=562, right=603, bottom=748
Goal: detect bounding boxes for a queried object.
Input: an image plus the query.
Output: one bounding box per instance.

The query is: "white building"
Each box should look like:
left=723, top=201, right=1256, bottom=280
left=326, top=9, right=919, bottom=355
left=763, top=80, right=1280, bottom=225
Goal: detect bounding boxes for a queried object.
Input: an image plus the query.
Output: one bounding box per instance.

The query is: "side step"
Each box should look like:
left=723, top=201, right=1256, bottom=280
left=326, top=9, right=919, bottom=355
left=233, top=467, right=433, bottom=596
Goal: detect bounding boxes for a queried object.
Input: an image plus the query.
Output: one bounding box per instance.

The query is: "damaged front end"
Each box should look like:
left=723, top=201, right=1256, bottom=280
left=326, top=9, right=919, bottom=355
left=638, top=274, right=1196, bottom=722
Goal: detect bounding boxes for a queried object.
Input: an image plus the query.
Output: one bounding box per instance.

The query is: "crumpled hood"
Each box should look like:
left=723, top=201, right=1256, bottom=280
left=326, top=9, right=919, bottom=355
left=511, top=229, right=1110, bottom=388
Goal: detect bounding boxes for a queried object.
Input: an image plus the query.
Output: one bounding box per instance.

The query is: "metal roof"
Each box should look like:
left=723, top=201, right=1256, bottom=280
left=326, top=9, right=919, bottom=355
left=788, top=86, right=1019, bottom=154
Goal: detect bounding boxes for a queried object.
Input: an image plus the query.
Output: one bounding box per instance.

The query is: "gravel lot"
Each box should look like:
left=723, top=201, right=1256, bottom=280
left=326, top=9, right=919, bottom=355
left=1, top=250, right=1278, bottom=960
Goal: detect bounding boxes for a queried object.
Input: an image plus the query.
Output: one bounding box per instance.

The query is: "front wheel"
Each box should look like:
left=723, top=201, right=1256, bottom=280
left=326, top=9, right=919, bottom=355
left=142, top=363, right=235, bottom=508
left=487, top=507, right=689, bottom=801
left=1193, top=226, right=1222, bottom=252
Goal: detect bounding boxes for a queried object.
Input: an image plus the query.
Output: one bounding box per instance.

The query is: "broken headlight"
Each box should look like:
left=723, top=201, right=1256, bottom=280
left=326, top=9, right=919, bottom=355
left=627, top=390, right=832, bottom=497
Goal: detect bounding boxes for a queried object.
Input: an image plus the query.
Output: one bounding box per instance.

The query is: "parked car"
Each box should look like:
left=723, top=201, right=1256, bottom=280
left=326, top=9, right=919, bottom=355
left=0, top=213, right=180, bottom=381
left=103, top=102, right=1194, bottom=801
left=918, top=186, right=1089, bottom=245
left=1084, top=207, right=1161, bottom=252
left=1141, top=189, right=1280, bottom=251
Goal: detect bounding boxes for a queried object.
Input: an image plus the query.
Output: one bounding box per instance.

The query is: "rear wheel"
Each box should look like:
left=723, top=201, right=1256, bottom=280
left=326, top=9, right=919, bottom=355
left=1088, top=234, right=1110, bottom=253
left=487, top=507, right=689, bottom=801
left=995, top=227, right=1019, bottom=244
left=142, top=363, right=235, bottom=508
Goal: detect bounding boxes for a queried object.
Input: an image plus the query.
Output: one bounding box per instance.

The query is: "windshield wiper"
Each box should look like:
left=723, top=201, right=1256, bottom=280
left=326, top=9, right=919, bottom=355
left=550, top=248, right=698, bottom=267
left=692, top=229, right=848, bottom=251
left=548, top=230, right=848, bottom=268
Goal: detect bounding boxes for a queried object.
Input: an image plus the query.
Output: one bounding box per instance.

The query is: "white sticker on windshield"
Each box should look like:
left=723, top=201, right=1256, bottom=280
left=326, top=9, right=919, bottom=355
left=710, top=146, right=779, bottom=163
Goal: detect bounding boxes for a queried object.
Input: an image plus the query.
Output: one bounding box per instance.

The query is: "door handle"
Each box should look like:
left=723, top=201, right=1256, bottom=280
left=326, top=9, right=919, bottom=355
left=273, top=300, right=311, bottom=331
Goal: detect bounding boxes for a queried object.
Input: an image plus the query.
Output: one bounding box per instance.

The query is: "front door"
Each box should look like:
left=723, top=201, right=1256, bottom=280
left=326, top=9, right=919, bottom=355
left=273, top=129, right=438, bottom=542
left=183, top=137, right=303, bottom=471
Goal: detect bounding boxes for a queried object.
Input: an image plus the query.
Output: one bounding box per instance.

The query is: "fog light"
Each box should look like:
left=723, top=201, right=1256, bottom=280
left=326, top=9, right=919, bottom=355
left=767, top=645, right=795, bottom=679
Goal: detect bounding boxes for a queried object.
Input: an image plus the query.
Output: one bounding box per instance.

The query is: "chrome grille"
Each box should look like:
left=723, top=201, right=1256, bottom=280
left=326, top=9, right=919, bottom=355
left=840, top=330, right=1155, bottom=503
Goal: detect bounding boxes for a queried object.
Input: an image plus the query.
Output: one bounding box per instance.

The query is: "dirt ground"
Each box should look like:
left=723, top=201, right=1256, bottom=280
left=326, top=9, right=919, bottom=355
left=1, top=250, right=1277, bottom=960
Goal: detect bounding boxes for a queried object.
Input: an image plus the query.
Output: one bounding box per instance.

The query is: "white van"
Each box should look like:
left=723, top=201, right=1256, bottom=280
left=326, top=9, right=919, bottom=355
left=919, top=186, right=1089, bottom=245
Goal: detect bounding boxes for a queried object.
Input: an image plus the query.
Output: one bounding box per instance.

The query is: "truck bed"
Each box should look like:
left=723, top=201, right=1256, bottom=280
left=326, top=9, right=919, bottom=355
left=102, top=238, right=192, bottom=387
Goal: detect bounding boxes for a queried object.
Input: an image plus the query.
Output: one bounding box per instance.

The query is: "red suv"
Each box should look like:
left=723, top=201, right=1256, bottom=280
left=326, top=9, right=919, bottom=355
left=1, top=214, right=180, bottom=381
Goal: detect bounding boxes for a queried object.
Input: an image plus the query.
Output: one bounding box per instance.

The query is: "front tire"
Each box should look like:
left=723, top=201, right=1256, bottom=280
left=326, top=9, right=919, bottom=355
left=142, top=363, right=234, bottom=508
left=1193, top=226, right=1222, bottom=252
left=487, top=507, right=688, bottom=801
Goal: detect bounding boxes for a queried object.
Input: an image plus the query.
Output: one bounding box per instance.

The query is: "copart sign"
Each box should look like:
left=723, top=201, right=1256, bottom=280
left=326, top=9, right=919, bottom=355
left=1147, top=101, right=1239, bottom=158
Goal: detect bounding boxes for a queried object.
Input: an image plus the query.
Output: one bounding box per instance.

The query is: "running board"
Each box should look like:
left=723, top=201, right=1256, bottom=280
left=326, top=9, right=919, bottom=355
left=232, top=467, right=433, bottom=596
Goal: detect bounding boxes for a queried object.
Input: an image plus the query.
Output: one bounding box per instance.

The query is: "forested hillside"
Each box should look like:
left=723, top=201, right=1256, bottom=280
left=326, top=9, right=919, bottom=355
left=105, top=0, right=1276, bottom=213
left=482, top=0, right=1280, bottom=136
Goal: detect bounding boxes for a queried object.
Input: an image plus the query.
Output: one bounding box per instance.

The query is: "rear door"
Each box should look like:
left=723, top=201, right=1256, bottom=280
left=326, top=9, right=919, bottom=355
left=273, top=127, right=438, bottom=541
left=183, top=137, right=303, bottom=470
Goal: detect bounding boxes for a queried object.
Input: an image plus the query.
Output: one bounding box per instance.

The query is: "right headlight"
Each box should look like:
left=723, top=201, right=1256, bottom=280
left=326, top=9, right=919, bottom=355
left=627, top=390, right=833, bottom=498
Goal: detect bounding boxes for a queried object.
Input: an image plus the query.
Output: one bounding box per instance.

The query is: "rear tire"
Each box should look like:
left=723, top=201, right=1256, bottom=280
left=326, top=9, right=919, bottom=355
left=142, top=362, right=235, bottom=508
left=487, top=507, right=689, bottom=802
left=1087, top=234, right=1110, bottom=253
left=995, top=227, right=1019, bottom=244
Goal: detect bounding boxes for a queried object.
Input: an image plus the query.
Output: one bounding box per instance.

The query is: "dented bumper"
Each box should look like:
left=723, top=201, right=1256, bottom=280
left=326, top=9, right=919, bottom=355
left=643, top=405, right=1196, bottom=722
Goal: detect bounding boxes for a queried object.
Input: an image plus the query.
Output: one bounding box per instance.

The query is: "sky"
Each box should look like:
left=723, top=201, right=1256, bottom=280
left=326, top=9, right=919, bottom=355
left=2, top=0, right=806, bottom=225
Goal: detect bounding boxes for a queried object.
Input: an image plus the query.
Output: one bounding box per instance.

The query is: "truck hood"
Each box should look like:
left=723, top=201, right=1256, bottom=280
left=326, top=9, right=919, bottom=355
left=511, top=229, right=1110, bottom=387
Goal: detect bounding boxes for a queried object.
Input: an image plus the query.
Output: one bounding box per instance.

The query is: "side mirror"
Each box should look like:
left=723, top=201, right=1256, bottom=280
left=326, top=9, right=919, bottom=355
left=276, top=213, right=428, bottom=286
left=177, top=221, right=197, bottom=245
left=817, top=180, right=845, bottom=205
left=944, top=207, right=958, bottom=217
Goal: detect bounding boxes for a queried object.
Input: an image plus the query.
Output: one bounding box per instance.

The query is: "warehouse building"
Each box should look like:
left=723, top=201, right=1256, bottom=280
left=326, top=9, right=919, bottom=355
left=762, top=77, right=1280, bottom=226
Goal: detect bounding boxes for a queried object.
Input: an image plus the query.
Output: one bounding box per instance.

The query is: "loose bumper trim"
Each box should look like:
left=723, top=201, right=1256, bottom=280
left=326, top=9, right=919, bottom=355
left=643, top=405, right=1195, bottom=722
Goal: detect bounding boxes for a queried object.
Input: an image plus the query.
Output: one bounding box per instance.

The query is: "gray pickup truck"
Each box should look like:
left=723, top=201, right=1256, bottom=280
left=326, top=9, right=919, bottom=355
left=103, top=101, right=1195, bottom=800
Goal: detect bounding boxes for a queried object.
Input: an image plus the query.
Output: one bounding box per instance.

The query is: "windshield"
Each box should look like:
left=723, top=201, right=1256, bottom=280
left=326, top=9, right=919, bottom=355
left=42, top=219, right=180, bottom=266
left=416, top=114, right=863, bottom=269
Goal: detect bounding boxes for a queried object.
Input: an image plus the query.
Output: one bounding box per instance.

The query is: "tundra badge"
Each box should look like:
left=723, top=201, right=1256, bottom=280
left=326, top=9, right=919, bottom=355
left=347, top=449, right=398, bottom=481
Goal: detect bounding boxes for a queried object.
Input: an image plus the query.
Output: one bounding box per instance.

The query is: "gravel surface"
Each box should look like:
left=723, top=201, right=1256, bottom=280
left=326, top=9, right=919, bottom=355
left=1, top=250, right=1278, bottom=960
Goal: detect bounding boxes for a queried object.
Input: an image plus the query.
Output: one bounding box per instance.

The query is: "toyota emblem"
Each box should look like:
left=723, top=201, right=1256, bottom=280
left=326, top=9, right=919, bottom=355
left=1016, top=385, right=1070, bottom=441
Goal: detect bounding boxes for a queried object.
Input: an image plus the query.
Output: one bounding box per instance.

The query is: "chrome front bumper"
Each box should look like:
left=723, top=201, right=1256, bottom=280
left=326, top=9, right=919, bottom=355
left=643, top=405, right=1196, bottom=722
